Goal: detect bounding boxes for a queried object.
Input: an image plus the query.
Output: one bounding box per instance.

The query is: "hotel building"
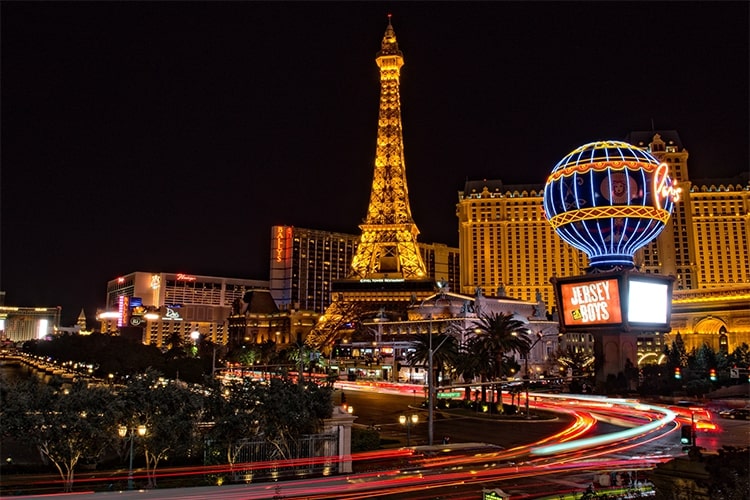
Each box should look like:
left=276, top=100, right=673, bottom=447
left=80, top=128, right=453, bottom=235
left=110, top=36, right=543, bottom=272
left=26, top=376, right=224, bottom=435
left=456, top=180, right=587, bottom=310
left=99, top=272, right=268, bottom=347
left=269, top=225, right=460, bottom=314
left=457, top=130, right=749, bottom=355
left=0, top=305, right=62, bottom=343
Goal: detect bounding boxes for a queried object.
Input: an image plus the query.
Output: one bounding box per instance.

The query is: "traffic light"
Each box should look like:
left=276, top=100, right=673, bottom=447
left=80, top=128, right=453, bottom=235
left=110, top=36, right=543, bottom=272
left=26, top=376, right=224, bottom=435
left=709, top=368, right=717, bottom=381
left=674, top=367, right=682, bottom=379
left=680, top=425, right=693, bottom=445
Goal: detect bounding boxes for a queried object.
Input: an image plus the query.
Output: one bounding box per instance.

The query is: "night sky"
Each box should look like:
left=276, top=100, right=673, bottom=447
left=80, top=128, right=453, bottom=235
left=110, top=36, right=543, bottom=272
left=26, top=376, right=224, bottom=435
left=1, top=2, right=748, bottom=325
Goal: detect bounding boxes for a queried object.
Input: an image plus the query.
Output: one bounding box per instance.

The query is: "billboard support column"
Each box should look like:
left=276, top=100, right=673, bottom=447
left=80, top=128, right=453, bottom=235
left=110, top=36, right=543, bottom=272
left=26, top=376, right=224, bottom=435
left=593, top=331, right=633, bottom=388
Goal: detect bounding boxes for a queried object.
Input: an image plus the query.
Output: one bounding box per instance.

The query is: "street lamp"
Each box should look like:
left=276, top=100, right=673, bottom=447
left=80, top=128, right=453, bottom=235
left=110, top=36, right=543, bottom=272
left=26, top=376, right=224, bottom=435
left=190, top=330, right=201, bottom=358
left=399, top=414, right=418, bottom=446
left=523, top=331, right=558, bottom=418
left=118, top=424, right=147, bottom=490
left=420, top=285, right=452, bottom=447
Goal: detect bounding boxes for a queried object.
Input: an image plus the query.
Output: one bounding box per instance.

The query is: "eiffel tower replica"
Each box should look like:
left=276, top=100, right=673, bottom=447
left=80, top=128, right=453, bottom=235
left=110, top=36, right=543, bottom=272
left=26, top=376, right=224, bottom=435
left=306, top=17, right=436, bottom=351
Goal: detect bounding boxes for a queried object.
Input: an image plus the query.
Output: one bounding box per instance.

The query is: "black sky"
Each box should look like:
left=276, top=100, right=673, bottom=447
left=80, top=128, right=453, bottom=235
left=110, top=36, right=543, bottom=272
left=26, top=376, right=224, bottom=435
left=1, top=1, right=748, bottom=325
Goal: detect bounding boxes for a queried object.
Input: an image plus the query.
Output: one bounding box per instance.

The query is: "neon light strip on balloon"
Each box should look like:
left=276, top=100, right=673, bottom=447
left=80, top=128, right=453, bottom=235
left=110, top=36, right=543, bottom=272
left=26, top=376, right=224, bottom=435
left=548, top=206, right=671, bottom=228
left=622, top=219, right=649, bottom=256
left=589, top=171, right=608, bottom=254
left=559, top=225, right=597, bottom=257
left=547, top=160, right=661, bottom=183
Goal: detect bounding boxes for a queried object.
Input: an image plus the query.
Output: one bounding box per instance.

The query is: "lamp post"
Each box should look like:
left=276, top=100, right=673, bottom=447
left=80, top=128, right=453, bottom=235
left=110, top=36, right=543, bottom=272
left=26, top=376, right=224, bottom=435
left=523, top=331, right=559, bottom=418
left=421, top=282, right=451, bottom=447
left=190, top=330, right=200, bottom=357
left=419, top=288, right=450, bottom=446
left=399, top=414, right=418, bottom=446
left=118, top=424, right=147, bottom=490
left=427, top=326, right=452, bottom=446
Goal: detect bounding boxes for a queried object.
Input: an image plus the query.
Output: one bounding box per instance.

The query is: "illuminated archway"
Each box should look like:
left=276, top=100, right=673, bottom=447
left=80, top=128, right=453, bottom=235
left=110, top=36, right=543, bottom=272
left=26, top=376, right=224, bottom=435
left=694, top=316, right=728, bottom=334
left=689, top=317, right=729, bottom=352
left=638, top=352, right=659, bottom=365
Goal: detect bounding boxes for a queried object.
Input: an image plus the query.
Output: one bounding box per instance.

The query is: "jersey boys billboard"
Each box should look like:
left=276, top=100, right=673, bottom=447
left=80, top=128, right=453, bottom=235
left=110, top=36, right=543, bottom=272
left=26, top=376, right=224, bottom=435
left=552, top=271, right=674, bottom=333
left=559, top=278, right=623, bottom=326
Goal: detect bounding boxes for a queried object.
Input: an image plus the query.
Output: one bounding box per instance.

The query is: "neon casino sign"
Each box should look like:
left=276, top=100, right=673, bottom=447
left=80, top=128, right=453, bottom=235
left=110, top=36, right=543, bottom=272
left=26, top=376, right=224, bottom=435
left=275, top=226, right=291, bottom=263
left=653, top=163, right=681, bottom=209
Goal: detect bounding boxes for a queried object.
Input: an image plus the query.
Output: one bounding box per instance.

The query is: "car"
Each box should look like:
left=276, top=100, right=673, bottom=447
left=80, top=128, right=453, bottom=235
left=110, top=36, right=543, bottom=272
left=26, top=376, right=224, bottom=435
left=663, top=403, right=719, bottom=433
left=667, top=403, right=713, bottom=423
left=719, top=408, right=750, bottom=420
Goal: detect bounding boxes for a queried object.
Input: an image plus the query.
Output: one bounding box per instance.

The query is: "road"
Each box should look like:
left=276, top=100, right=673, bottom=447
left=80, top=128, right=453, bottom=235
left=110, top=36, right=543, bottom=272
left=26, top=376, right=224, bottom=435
left=336, top=384, right=576, bottom=449
left=3, top=386, right=747, bottom=499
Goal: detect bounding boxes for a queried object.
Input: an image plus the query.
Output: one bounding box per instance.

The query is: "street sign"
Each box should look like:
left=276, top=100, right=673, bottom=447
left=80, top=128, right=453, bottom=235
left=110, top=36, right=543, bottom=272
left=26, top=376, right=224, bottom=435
left=437, top=391, right=462, bottom=399
left=730, top=368, right=739, bottom=378
left=483, top=488, right=509, bottom=500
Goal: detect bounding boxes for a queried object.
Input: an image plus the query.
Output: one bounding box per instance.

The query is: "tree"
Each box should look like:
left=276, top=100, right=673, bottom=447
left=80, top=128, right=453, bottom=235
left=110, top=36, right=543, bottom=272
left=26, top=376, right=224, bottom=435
left=453, top=339, right=483, bottom=401
left=691, top=344, right=718, bottom=378
left=466, top=312, right=531, bottom=406
left=405, top=333, right=459, bottom=387
left=664, top=334, right=688, bottom=367
left=201, top=378, right=263, bottom=473
left=164, top=331, right=185, bottom=358
left=285, top=340, right=323, bottom=382
left=255, top=378, right=333, bottom=460
left=704, top=446, right=750, bottom=499
left=638, top=364, right=671, bottom=396
left=21, top=333, right=166, bottom=378
left=728, top=343, right=750, bottom=367
left=551, top=345, right=594, bottom=377
left=459, top=335, right=494, bottom=403
left=256, top=340, right=279, bottom=366
left=196, top=338, right=223, bottom=375
left=163, top=356, right=204, bottom=383
left=120, top=369, right=203, bottom=488
left=0, top=378, right=121, bottom=492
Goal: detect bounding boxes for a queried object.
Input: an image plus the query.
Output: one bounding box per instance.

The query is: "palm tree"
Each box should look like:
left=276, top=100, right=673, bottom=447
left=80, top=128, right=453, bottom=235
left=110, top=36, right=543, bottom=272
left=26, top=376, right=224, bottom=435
left=551, top=345, right=595, bottom=378
left=164, top=331, right=185, bottom=360
left=455, top=336, right=494, bottom=403
left=466, top=312, right=531, bottom=407
left=453, top=340, right=483, bottom=401
left=285, top=341, right=320, bottom=383
left=406, top=333, right=459, bottom=388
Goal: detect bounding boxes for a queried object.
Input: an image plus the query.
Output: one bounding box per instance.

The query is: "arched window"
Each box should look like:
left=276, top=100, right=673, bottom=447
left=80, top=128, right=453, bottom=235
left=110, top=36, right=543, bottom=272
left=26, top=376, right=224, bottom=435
left=719, top=326, right=728, bottom=353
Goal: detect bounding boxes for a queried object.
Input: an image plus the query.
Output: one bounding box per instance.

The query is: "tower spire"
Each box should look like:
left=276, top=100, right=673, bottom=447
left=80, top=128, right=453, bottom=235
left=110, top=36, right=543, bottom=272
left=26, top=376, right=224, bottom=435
left=304, top=19, right=434, bottom=352
left=349, top=18, right=427, bottom=280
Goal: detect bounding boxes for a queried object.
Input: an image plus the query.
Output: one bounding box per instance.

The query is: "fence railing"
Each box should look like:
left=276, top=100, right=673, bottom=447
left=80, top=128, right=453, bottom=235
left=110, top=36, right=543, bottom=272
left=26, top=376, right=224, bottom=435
left=229, top=433, right=339, bottom=483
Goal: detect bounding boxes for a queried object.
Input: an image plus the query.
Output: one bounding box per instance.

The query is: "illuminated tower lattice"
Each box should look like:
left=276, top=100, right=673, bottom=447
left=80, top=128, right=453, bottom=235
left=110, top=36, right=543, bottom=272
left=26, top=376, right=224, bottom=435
left=349, top=17, right=427, bottom=280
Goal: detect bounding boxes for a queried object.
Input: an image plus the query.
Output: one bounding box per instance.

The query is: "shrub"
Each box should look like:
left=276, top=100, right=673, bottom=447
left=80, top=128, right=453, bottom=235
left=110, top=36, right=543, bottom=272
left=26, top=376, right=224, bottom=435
left=351, top=427, right=380, bottom=452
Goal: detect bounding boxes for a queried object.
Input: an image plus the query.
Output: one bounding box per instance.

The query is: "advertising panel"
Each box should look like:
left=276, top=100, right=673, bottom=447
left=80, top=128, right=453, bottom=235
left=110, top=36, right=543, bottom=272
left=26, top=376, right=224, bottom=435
left=552, top=271, right=674, bottom=332
left=558, top=277, right=623, bottom=328
left=627, top=278, right=669, bottom=325
left=625, top=276, right=673, bottom=331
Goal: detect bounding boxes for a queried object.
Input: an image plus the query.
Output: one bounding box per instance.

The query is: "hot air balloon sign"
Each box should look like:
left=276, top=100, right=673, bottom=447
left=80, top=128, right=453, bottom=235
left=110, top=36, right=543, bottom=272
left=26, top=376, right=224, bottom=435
left=543, top=140, right=681, bottom=270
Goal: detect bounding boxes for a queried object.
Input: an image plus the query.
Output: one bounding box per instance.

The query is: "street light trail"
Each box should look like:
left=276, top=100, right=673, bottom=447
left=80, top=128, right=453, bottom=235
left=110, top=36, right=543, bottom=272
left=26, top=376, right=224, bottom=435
left=531, top=401, right=676, bottom=456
